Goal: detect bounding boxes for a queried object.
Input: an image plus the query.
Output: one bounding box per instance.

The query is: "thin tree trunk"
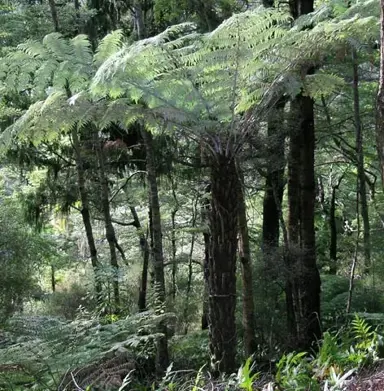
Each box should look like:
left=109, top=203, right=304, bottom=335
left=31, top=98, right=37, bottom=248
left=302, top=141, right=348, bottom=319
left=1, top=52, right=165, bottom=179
left=94, top=129, right=120, bottom=312
left=376, top=0, right=384, bottom=186
left=262, top=100, right=285, bottom=276
left=208, top=152, right=238, bottom=375
left=329, top=185, right=338, bottom=275
left=133, top=0, right=146, bottom=39
left=71, top=127, right=102, bottom=303
left=201, top=183, right=210, bottom=331
left=237, top=166, right=257, bottom=358
left=202, top=230, right=210, bottom=331
left=184, top=195, right=198, bottom=334
left=170, top=179, right=179, bottom=300
left=347, top=175, right=360, bottom=313
left=141, top=127, right=169, bottom=374
left=352, top=51, right=371, bottom=274
left=48, top=0, right=60, bottom=32
left=127, top=204, right=150, bottom=312
left=51, top=265, right=56, bottom=292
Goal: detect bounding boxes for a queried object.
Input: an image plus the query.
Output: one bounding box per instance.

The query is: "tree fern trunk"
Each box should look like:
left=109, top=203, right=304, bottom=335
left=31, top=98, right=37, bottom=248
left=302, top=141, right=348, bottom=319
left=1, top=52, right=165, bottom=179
left=208, top=152, right=238, bottom=374
left=71, top=127, right=103, bottom=304
left=141, top=127, right=169, bottom=374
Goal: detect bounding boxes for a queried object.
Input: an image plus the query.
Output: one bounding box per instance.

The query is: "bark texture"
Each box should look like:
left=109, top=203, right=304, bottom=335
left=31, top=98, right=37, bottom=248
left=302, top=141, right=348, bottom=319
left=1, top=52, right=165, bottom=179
left=286, top=82, right=321, bottom=351
left=208, top=153, right=239, bottom=374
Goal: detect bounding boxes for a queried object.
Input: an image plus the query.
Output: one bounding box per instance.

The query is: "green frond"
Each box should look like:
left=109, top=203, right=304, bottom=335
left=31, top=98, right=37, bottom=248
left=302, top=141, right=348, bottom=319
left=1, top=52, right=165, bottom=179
left=42, top=32, right=72, bottom=61
left=304, top=72, right=345, bottom=99
left=71, top=34, right=93, bottom=68
left=94, top=29, right=124, bottom=67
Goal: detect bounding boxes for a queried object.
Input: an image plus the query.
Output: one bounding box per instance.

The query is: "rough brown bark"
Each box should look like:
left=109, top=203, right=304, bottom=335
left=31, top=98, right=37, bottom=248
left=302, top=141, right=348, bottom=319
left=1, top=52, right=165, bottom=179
left=208, top=152, right=238, bottom=374
left=285, top=0, right=321, bottom=352
left=94, top=130, right=120, bottom=312
left=287, top=94, right=321, bottom=351
left=141, top=128, right=169, bottom=374
left=238, top=166, right=257, bottom=358
left=71, top=127, right=103, bottom=303
left=376, top=0, right=384, bottom=186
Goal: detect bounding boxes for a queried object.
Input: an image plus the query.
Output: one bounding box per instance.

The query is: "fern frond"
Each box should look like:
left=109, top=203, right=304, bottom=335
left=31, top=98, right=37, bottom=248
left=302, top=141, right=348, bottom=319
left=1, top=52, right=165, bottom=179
left=94, top=29, right=124, bottom=67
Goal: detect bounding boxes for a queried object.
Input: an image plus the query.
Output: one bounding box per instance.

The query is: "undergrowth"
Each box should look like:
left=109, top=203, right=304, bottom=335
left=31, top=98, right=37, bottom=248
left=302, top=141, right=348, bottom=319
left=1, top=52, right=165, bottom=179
left=0, top=314, right=382, bottom=390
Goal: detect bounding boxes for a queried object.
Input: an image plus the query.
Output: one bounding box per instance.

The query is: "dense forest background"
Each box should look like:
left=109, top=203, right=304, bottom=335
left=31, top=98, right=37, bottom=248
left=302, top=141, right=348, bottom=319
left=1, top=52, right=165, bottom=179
left=1, top=0, right=384, bottom=389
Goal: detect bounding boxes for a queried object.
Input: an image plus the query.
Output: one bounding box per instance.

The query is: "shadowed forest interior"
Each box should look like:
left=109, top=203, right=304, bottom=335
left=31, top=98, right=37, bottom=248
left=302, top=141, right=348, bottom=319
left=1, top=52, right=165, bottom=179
left=1, top=0, right=384, bottom=389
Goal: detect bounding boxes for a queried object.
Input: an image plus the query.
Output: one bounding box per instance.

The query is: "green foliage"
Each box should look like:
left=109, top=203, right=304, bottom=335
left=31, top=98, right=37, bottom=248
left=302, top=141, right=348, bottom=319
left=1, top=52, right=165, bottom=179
left=169, top=331, right=210, bottom=370
left=0, top=310, right=175, bottom=390
left=44, top=283, right=93, bottom=319
left=237, top=357, right=259, bottom=391
left=0, top=195, right=58, bottom=323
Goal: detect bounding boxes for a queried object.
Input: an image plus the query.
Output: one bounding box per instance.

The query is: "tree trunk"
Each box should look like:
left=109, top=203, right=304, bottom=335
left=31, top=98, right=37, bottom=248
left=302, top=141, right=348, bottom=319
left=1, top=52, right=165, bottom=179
left=262, top=101, right=285, bottom=276
left=170, top=179, right=178, bottom=300
left=352, top=51, right=371, bottom=274
left=48, top=0, right=60, bottom=32
left=329, top=185, right=338, bottom=275
left=141, top=128, right=169, bottom=374
left=208, top=152, right=238, bottom=375
left=94, top=129, right=120, bottom=312
left=133, top=0, right=146, bottom=39
left=376, top=0, right=384, bottom=186
left=285, top=0, right=321, bottom=352
left=127, top=205, right=150, bottom=312
left=201, top=184, right=210, bottom=331
left=51, top=265, right=56, bottom=292
left=238, top=166, right=257, bottom=358
left=202, top=230, right=210, bottom=331
left=71, top=127, right=102, bottom=303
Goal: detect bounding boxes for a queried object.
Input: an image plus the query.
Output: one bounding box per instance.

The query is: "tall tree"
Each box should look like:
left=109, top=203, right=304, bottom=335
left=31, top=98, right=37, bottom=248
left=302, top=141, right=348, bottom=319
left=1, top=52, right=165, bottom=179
left=141, top=127, right=169, bottom=374
left=71, top=127, right=103, bottom=303
left=285, top=0, right=322, bottom=350
left=94, top=129, right=121, bottom=311
left=207, top=146, right=239, bottom=374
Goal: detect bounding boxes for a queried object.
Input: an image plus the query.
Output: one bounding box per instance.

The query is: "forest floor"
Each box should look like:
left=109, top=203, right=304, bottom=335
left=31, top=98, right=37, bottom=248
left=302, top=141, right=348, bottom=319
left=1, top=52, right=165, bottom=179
left=347, top=362, right=384, bottom=391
